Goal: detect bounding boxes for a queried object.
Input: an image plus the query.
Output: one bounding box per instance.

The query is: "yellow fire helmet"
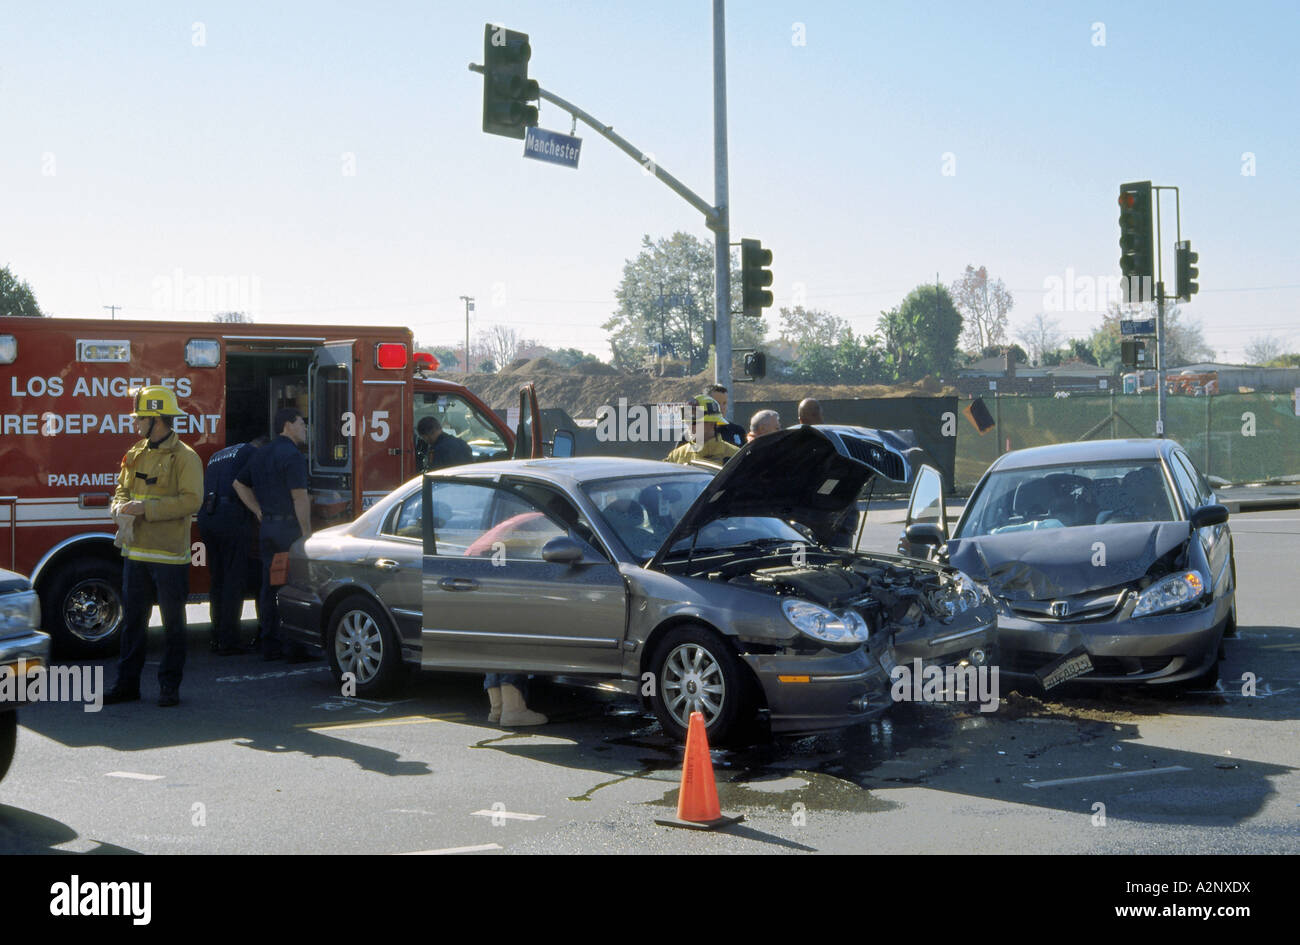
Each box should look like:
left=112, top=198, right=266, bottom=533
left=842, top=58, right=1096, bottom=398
left=131, top=385, right=184, bottom=418
left=689, top=394, right=725, bottom=425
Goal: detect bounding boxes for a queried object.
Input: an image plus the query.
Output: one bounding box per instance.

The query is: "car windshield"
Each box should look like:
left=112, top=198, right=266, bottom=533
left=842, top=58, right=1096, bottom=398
left=582, top=473, right=714, bottom=563
left=956, top=460, right=1177, bottom=538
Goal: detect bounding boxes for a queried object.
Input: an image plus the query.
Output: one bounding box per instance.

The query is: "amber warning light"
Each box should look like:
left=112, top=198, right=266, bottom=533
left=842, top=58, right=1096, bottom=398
left=375, top=343, right=408, bottom=370
left=413, top=352, right=439, bottom=371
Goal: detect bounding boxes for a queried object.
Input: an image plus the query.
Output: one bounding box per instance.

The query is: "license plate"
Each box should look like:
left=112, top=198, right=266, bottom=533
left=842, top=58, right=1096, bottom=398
left=1036, top=649, right=1093, bottom=690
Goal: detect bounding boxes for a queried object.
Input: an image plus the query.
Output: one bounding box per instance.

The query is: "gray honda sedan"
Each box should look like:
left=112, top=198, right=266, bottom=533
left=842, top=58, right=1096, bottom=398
left=281, top=426, right=996, bottom=743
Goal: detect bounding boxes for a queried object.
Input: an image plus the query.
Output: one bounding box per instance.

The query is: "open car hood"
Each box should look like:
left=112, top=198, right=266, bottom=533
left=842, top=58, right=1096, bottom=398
left=946, top=522, right=1191, bottom=600
left=649, top=425, right=913, bottom=567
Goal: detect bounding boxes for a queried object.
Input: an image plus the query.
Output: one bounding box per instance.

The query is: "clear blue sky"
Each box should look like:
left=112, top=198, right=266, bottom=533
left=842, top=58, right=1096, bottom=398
left=3, top=1, right=1296, bottom=361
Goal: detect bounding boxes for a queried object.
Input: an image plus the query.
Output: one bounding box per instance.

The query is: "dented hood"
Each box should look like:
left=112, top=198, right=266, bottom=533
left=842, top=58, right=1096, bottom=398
left=946, top=522, right=1191, bottom=600
left=649, top=425, right=912, bottom=567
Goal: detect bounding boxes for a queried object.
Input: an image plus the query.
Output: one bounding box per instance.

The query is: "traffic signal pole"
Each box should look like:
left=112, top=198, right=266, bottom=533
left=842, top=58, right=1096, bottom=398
left=470, top=1, right=739, bottom=412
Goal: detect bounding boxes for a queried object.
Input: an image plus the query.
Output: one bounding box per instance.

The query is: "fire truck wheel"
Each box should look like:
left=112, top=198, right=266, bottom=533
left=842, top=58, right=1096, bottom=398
left=41, top=561, right=125, bottom=658
left=326, top=595, right=405, bottom=697
left=0, top=713, right=16, bottom=784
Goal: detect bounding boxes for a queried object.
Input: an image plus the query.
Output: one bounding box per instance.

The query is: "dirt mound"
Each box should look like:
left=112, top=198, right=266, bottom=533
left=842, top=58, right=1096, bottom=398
left=573, top=360, right=621, bottom=375
left=505, top=357, right=560, bottom=374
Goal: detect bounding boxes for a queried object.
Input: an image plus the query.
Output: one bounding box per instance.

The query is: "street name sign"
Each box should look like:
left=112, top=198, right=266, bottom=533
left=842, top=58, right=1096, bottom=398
left=523, top=127, right=582, bottom=169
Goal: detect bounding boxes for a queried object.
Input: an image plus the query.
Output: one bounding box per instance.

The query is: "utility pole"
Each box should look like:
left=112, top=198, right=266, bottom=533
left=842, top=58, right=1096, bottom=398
left=103, top=305, right=120, bottom=320
left=459, top=295, right=474, bottom=374
left=711, top=0, right=732, bottom=411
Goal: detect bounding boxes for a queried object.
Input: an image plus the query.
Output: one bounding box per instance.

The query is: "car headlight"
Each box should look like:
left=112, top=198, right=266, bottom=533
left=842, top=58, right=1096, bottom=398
left=0, top=590, right=41, bottom=636
left=928, top=572, right=986, bottom=619
left=1132, top=571, right=1205, bottom=618
left=781, top=599, right=870, bottom=644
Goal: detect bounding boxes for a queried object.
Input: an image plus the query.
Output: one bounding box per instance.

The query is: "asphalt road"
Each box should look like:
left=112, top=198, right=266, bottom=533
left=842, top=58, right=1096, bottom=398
left=2, top=508, right=1297, bottom=855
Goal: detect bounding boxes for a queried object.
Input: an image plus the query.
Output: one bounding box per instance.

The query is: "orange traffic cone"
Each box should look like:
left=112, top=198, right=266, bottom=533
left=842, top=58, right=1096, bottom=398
left=654, top=711, right=744, bottom=830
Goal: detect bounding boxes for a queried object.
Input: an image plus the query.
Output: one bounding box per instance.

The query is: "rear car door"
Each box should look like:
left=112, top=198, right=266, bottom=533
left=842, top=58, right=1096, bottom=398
left=420, top=477, right=626, bottom=675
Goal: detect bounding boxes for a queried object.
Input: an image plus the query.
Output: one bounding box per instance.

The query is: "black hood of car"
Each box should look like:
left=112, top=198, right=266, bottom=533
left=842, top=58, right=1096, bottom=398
left=946, top=522, right=1191, bottom=600
left=649, top=425, right=912, bottom=567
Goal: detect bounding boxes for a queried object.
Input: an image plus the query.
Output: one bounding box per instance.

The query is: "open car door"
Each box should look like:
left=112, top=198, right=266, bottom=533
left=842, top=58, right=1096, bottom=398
left=512, top=383, right=544, bottom=459
left=898, top=463, right=948, bottom=561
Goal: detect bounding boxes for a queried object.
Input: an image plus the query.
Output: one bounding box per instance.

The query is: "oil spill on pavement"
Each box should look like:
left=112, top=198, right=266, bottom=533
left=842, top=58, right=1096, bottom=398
left=647, top=770, right=899, bottom=815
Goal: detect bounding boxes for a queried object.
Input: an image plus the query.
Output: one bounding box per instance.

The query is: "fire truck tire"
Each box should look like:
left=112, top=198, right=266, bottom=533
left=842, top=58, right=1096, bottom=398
left=0, top=713, right=16, bottom=784
left=326, top=595, right=405, bottom=697
left=41, top=560, right=125, bottom=658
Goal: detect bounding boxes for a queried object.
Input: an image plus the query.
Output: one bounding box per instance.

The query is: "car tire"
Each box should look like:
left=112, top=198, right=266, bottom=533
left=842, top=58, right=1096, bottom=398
left=40, top=560, right=124, bottom=658
left=649, top=626, right=754, bottom=745
left=0, top=713, right=16, bottom=784
left=326, top=595, right=405, bottom=697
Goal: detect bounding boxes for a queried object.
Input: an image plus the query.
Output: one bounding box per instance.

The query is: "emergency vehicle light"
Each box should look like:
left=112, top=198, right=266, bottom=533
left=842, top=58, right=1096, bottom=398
left=375, top=343, right=407, bottom=370
left=413, top=351, right=438, bottom=371
left=185, top=338, right=221, bottom=367
left=77, top=340, right=130, bottom=363
left=0, top=335, right=14, bottom=365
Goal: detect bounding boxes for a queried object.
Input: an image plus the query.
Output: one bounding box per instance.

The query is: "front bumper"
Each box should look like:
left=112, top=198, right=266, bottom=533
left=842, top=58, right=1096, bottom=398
left=0, top=630, right=52, bottom=709
left=995, top=595, right=1230, bottom=685
left=742, top=646, right=892, bottom=735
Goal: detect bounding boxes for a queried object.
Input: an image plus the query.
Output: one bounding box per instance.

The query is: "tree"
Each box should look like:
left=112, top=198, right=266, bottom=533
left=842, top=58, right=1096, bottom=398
left=1016, top=313, right=1063, bottom=365
left=1244, top=334, right=1284, bottom=365
left=476, top=325, right=536, bottom=372
left=950, top=265, right=1013, bottom=353
left=0, top=265, right=45, bottom=317
left=878, top=284, right=963, bottom=382
left=213, top=311, right=251, bottom=323
left=604, top=231, right=767, bottom=372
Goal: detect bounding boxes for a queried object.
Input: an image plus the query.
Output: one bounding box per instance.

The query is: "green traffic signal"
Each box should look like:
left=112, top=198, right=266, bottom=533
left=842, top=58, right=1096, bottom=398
left=740, top=239, right=773, bottom=317
left=482, top=24, right=539, bottom=140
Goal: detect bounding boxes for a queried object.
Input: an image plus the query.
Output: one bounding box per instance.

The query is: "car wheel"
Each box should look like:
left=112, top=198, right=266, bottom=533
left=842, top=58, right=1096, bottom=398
left=0, top=713, right=16, bottom=784
left=40, top=560, right=124, bottom=658
left=649, top=626, right=753, bottom=745
left=326, top=595, right=405, bottom=697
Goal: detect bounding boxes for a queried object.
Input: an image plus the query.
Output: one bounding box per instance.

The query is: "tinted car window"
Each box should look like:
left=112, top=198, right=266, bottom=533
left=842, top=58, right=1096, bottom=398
left=583, top=473, right=713, bottom=563
left=382, top=488, right=423, bottom=540
left=427, top=482, right=496, bottom=556
left=1167, top=453, right=1201, bottom=515
left=1173, top=451, right=1212, bottom=506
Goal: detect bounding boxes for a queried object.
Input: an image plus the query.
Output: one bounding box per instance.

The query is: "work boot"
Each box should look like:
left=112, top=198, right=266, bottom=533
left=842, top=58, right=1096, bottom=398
left=498, top=683, right=547, bottom=727
left=487, top=686, right=502, bottom=723
left=103, top=685, right=141, bottom=705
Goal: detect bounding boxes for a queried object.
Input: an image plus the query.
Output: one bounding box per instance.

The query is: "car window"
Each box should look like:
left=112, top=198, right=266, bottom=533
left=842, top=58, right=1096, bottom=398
left=426, top=482, right=496, bottom=556
left=957, top=460, right=1177, bottom=538
left=1167, top=453, right=1200, bottom=516
left=462, top=490, right=568, bottom=562
left=1173, top=451, right=1213, bottom=506
left=414, top=392, right=508, bottom=467
left=381, top=488, right=423, bottom=540
left=582, top=473, right=714, bottom=563
left=504, top=480, right=609, bottom=561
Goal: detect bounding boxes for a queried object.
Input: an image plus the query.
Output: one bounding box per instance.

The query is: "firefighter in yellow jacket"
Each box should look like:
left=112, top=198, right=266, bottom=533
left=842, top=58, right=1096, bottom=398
left=664, top=395, right=741, bottom=465
left=103, top=386, right=204, bottom=707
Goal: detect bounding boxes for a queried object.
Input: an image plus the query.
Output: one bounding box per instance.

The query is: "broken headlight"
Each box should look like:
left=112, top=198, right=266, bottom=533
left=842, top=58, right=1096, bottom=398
left=1132, top=571, right=1205, bottom=618
left=927, top=572, right=986, bottom=619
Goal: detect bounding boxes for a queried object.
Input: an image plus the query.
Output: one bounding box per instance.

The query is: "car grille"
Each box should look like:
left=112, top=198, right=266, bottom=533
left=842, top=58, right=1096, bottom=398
left=1009, top=591, right=1126, bottom=622
left=832, top=433, right=906, bottom=481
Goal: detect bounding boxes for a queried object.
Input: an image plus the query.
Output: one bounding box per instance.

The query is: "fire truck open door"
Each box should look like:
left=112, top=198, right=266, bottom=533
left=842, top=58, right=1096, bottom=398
left=309, top=341, right=357, bottom=529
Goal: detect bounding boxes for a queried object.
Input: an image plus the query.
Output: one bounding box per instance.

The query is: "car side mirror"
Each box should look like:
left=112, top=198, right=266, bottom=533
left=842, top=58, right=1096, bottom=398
left=1189, top=503, right=1229, bottom=529
left=905, top=522, right=946, bottom=547
left=541, top=536, right=585, bottom=564
left=550, top=429, right=575, bottom=458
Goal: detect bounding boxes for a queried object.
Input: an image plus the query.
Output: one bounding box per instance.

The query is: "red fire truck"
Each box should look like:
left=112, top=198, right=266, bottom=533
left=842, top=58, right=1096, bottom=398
left=0, top=316, right=543, bottom=656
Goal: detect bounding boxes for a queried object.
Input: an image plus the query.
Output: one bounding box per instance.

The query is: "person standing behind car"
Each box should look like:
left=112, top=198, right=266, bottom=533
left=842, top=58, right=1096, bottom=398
left=417, top=415, right=474, bottom=470
left=705, top=384, right=746, bottom=448
left=103, top=386, right=204, bottom=708
left=198, top=435, right=267, bottom=655
left=233, top=409, right=313, bottom=663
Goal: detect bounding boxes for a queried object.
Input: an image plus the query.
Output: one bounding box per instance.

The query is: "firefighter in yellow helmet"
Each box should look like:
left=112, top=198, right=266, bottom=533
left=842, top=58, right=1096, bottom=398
left=104, top=386, right=204, bottom=707
left=664, top=395, right=740, bottom=465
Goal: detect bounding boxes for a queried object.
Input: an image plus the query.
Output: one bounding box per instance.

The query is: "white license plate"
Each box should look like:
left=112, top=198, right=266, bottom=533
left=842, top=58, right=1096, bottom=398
left=1037, top=650, right=1094, bottom=690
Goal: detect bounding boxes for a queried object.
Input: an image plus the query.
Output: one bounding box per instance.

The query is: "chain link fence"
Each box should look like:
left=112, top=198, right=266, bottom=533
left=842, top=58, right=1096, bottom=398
left=955, top=392, right=1300, bottom=490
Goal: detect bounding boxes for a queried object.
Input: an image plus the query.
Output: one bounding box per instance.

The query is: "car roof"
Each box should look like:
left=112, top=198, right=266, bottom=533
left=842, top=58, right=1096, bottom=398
left=433, top=456, right=708, bottom=488
left=989, top=438, right=1177, bottom=472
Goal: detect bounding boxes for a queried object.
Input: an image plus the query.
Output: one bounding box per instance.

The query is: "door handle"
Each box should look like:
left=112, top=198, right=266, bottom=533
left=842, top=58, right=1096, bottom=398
left=374, top=559, right=399, bottom=571
left=438, top=577, right=479, bottom=591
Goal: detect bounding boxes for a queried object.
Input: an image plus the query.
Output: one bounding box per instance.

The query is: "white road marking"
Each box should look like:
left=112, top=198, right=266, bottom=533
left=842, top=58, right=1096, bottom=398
left=471, top=809, right=545, bottom=821
left=1024, top=766, right=1191, bottom=789
left=397, top=843, right=502, bottom=855
left=105, top=771, right=164, bottom=781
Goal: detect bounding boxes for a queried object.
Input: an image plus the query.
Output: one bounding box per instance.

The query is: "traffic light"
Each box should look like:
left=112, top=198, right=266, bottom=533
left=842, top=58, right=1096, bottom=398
left=743, top=352, right=766, bottom=379
left=1121, top=339, right=1146, bottom=370
left=1176, top=240, right=1199, bottom=301
left=482, top=24, right=539, bottom=140
left=740, top=239, right=773, bottom=317
left=1118, top=181, right=1154, bottom=303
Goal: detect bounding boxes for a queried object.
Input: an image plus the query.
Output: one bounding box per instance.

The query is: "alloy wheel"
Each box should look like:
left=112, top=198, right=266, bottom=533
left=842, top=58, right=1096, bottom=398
left=334, top=609, right=384, bottom=684
left=660, top=642, right=726, bottom=729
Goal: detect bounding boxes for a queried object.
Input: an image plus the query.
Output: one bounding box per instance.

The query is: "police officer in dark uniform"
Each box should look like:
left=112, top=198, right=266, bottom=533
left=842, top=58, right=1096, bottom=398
left=233, top=408, right=313, bottom=662
left=417, top=415, right=474, bottom=470
left=199, top=435, right=266, bottom=654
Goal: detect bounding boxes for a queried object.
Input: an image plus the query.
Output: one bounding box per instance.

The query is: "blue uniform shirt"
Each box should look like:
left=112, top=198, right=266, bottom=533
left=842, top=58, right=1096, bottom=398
left=199, top=442, right=255, bottom=527
left=236, top=435, right=308, bottom=519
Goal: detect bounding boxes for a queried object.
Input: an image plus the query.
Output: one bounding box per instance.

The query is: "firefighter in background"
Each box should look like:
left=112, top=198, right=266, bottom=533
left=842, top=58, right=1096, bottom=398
left=664, top=395, right=740, bottom=465
left=103, top=386, right=204, bottom=707
left=234, top=408, right=313, bottom=662
left=198, top=435, right=267, bottom=655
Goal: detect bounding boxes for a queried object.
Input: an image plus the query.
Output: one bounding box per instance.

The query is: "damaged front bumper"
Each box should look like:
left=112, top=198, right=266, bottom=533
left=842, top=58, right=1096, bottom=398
left=740, top=646, right=892, bottom=735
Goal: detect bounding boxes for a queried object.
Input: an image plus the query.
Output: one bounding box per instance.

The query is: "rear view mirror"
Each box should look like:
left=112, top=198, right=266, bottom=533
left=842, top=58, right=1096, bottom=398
left=551, top=429, right=575, bottom=458
left=905, top=523, right=946, bottom=547
left=1189, top=503, right=1229, bottom=529
left=541, top=536, right=584, bottom=564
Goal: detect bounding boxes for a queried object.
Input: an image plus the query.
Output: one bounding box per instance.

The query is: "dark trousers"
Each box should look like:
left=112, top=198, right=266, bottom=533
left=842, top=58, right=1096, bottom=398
left=259, top=518, right=302, bottom=657
left=201, top=514, right=253, bottom=649
left=116, top=559, right=189, bottom=693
